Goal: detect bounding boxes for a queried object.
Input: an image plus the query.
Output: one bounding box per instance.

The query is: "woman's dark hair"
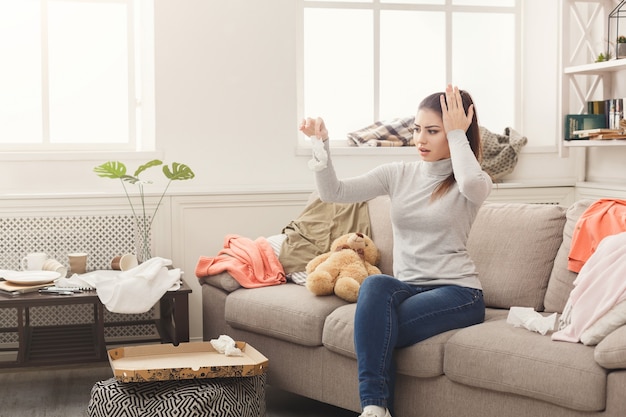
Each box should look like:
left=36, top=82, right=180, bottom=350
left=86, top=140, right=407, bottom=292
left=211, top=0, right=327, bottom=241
left=418, top=90, right=482, bottom=201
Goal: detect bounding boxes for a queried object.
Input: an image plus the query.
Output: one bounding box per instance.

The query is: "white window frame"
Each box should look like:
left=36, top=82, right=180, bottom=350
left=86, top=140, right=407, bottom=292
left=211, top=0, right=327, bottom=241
left=0, top=0, right=155, bottom=157
left=297, top=0, right=522, bottom=153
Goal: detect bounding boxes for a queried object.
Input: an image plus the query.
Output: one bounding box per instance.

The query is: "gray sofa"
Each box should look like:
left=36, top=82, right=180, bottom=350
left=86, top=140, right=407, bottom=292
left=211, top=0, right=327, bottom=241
left=200, top=195, right=626, bottom=417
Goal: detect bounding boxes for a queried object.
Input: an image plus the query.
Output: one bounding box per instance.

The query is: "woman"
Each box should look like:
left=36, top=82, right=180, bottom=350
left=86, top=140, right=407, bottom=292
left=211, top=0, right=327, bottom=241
left=299, top=85, right=493, bottom=417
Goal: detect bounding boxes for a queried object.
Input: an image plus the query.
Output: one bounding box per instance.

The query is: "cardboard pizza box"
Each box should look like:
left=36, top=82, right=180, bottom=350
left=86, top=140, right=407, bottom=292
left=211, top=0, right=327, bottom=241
left=108, top=341, right=268, bottom=382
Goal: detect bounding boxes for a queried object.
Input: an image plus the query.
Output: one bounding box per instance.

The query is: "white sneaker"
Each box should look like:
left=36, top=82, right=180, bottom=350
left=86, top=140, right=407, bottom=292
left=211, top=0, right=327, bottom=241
left=358, top=406, right=392, bottom=417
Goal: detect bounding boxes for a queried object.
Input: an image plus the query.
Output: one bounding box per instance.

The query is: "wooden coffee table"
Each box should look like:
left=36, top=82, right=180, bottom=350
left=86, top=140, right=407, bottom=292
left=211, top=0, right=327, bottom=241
left=0, top=281, right=191, bottom=368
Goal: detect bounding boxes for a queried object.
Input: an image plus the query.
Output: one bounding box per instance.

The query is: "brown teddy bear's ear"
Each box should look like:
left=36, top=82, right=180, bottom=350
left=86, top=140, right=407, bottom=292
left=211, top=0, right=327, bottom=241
left=361, top=234, right=381, bottom=265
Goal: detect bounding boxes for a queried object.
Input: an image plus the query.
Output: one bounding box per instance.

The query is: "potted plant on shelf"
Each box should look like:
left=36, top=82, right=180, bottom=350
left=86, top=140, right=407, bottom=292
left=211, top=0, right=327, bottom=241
left=617, top=36, right=626, bottom=59
left=596, top=51, right=612, bottom=62
left=94, top=160, right=195, bottom=262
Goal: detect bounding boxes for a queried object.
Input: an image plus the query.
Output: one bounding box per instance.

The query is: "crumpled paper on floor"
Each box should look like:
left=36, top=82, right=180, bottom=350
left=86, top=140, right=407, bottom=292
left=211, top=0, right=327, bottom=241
left=210, top=335, right=243, bottom=357
left=506, top=306, right=557, bottom=335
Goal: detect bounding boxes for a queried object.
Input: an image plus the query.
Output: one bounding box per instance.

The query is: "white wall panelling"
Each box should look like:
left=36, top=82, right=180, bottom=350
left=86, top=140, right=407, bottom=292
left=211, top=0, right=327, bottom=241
left=575, top=182, right=626, bottom=200
left=487, top=185, right=576, bottom=205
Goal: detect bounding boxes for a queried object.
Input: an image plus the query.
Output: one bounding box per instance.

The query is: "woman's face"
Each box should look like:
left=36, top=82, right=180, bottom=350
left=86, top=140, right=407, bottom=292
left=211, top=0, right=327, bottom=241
left=413, top=109, right=451, bottom=162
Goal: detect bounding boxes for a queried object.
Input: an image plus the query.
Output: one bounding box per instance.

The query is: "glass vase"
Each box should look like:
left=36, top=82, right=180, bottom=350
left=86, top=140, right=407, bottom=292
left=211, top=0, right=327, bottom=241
left=135, top=218, right=152, bottom=263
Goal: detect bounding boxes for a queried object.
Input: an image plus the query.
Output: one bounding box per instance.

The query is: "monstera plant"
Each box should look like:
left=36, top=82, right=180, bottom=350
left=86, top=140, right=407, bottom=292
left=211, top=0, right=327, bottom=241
left=94, top=160, right=195, bottom=262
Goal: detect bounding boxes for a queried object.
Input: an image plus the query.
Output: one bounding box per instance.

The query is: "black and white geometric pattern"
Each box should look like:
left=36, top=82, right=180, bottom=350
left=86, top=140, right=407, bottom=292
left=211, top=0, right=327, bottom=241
left=0, top=214, right=148, bottom=272
left=88, top=373, right=266, bottom=417
left=0, top=214, right=156, bottom=345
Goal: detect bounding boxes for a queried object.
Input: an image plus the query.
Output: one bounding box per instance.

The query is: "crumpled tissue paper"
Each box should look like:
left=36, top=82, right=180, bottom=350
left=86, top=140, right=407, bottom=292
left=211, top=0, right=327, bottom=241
left=210, top=335, right=243, bottom=357
left=506, top=306, right=557, bottom=336
left=308, top=136, right=328, bottom=171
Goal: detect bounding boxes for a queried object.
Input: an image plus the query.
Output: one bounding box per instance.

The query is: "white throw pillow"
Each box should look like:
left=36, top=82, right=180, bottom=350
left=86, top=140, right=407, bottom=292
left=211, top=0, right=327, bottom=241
left=581, top=300, right=626, bottom=346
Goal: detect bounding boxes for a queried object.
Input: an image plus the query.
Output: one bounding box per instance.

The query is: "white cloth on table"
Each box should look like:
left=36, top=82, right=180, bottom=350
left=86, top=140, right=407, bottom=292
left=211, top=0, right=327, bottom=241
left=63, top=257, right=181, bottom=314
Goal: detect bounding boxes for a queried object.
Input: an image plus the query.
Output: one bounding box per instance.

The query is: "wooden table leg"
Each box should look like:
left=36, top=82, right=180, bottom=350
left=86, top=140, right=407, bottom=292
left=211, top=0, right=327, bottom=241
left=16, top=306, right=25, bottom=365
left=158, top=290, right=190, bottom=345
left=172, top=292, right=190, bottom=344
left=94, top=301, right=106, bottom=360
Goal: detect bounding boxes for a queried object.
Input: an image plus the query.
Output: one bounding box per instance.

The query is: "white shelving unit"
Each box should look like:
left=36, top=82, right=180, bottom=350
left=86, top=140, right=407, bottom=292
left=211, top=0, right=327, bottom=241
left=560, top=0, right=626, bottom=150
left=564, top=59, right=626, bottom=75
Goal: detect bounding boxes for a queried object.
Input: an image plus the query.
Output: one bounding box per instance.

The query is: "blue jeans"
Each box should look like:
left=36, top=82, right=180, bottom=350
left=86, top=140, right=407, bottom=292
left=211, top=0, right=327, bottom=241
left=354, top=274, right=485, bottom=413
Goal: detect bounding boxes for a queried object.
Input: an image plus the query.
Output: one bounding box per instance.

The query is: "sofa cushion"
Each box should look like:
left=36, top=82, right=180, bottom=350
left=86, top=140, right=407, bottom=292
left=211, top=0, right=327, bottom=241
left=202, top=271, right=242, bottom=293
left=224, top=283, right=347, bottom=346
left=595, top=325, right=626, bottom=369
left=321, top=304, right=356, bottom=358
left=322, top=303, right=450, bottom=378
left=444, top=320, right=607, bottom=412
left=322, top=305, right=510, bottom=379
left=394, top=332, right=455, bottom=378
left=397, top=309, right=509, bottom=379
left=467, top=202, right=566, bottom=310
left=544, top=200, right=593, bottom=313
left=367, top=195, right=394, bottom=276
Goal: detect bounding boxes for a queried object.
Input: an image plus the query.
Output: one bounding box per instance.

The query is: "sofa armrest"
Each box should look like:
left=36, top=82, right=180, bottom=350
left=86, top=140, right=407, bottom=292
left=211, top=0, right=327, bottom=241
left=200, top=271, right=242, bottom=293
left=595, top=325, right=626, bottom=369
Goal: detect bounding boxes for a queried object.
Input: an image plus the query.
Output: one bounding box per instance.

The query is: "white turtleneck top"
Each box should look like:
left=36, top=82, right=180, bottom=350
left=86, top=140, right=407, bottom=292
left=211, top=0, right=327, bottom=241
left=314, top=130, right=493, bottom=289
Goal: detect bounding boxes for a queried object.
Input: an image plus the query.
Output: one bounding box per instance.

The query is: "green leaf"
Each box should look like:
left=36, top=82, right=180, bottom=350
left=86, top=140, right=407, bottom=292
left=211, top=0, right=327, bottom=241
left=163, top=162, right=195, bottom=181
left=121, top=175, right=150, bottom=185
left=93, top=161, right=127, bottom=179
left=134, top=159, right=163, bottom=177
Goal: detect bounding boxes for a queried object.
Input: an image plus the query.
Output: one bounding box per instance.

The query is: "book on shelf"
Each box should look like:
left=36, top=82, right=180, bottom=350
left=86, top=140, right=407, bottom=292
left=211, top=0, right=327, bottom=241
left=564, top=114, right=606, bottom=140
left=587, top=100, right=606, bottom=115
left=590, top=133, right=626, bottom=140
left=572, top=128, right=619, bottom=136
left=571, top=128, right=626, bottom=140
left=585, top=98, right=626, bottom=132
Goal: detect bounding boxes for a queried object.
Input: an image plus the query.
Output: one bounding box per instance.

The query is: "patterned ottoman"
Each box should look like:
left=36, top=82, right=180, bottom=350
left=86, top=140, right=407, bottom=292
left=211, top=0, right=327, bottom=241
left=88, top=373, right=266, bottom=417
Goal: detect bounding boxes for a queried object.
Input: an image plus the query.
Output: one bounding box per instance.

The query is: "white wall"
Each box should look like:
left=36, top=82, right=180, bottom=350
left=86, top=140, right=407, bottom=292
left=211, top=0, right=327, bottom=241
left=1, top=0, right=625, bottom=341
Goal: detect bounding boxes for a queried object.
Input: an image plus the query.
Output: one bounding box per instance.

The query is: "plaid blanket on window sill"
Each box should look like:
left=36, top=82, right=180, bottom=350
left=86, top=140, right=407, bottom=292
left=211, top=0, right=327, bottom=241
left=347, top=117, right=415, bottom=147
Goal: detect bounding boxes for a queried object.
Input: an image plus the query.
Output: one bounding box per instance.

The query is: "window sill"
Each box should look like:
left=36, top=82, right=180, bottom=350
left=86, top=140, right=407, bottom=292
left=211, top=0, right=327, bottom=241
left=295, top=142, right=559, bottom=156
left=295, top=143, right=417, bottom=157
left=0, top=150, right=163, bottom=162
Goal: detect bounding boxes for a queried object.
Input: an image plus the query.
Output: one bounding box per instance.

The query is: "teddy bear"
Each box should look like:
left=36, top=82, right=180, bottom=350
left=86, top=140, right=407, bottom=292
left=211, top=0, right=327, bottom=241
left=305, top=232, right=381, bottom=303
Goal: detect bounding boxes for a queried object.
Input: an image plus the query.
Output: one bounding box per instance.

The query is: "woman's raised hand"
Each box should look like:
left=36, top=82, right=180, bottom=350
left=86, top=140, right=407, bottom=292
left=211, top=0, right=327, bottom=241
left=299, top=117, right=329, bottom=141
left=440, top=84, right=474, bottom=134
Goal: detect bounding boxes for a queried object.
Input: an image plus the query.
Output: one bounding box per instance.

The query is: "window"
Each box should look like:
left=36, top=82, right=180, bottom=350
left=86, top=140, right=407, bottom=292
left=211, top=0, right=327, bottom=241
left=301, top=0, right=518, bottom=144
left=0, top=0, right=154, bottom=151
